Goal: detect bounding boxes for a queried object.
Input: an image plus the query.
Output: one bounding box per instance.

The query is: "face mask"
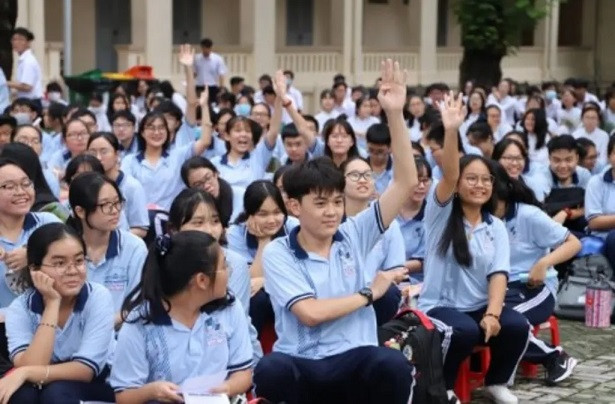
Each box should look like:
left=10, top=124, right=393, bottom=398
left=88, top=106, right=104, bottom=114
left=234, top=103, right=251, bottom=117
left=12, top=112, right=31, bottom=125
left=545, top=90, right=557, bottom=101
left=286, top=78, right=293, bottom=87
left=48, top=92, right=63, bottom=102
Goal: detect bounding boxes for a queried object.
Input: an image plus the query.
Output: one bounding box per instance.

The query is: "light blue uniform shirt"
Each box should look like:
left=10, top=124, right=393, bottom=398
left=0, top=213, right=61, bottom=308
left=0, top=69, right=8, bottom=113
left=521, top=172, right=551, bottom=202
left=121, top=143, right=196, bottom=210
left=585, top=169, right=615, bottom=239
left=363, top=219, right=405, bottom=279
left=504, top=203, right=568, bottom=296
left=396, top=203, right=427, bottom=283
left=41, top=132, right=63, bottom=165
left=118, top=136, right=139, bottom=161
left=47, top=148, right=73, bottom=174
left=116, top=171, right=150, bottom=230
left=43, top=167, right=61, bottom=199
left=211, top=140, right=275, bottom=188
left=263, top=202, right=386, bottom=359
left=6, top=282, right=115, bottom=376
left=371, top=157, right=393, bottom=196
left=536, top=164, right=592, bottom=192
left=226, top=216, right=299, bottom=263
left=109, top=300, right=253, bottom=392
left=418, top=188, right=510, bottom=313
left=86, top=229, right=148, bottom=313
left=195, top=128, right=226, bottom=160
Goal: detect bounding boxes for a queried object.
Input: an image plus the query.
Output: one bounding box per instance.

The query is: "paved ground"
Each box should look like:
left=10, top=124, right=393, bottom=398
left=471, top=319, right=615, bottom=403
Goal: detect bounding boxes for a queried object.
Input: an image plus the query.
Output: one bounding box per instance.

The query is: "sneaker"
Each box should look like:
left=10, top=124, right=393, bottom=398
left=484, top=385, right=518, bottom=404
left=447, top=389, right=461, bottom=404
left=545, top=351, right=578, bottom=385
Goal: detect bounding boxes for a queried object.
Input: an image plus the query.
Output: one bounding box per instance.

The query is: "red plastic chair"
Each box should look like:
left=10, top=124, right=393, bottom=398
left=454, top=346, right=491, bottom=403
left=259, top=322, right=277, bottom=354
left=521, top=315, right=561, bottom=378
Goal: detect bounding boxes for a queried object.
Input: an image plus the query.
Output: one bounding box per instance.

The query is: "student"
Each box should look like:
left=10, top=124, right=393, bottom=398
left=0, top=115, right=16, bottom=148
left=9, top=98, right=39, bottom=126
left=109, top=231, right=253, bottom=403
left=226, top=181, right=298, bottom=336
left=366, top=123, right=393, bottom=195
left=110, top=110, right=139, bottom=159
left=369, top=91, right=383, bottom=121
left=603, top=87, right=615, bottom=132
left=492, top=163, right=581, bottom=386
left=10, top=126, right=61, bottom=199
left=0, top=158, right=61, bottom=309
left=87, top=132, right=149, bottom=237
left=396, top=156, right=431, bottom=283
left=425, top=123, right=482, bottom=181
left=180, top=156, right=244, bottom=227
left=572, top=106, right=610, bottom=169
left=407, top=95, right=426, bottom=142
left=538, top=135, right=590, bottom=233
left=347, top=97, right=380, bottom=150
left=419, top=93, right=530, bottom=404
left=521, top=108, right=550, bottom=166
left=40, top=102, right=66, bottom=163
left=576, top=137, right=599, bottom=174
left=331, top=82, right=355, bottom=117
left=323, top=117, right=362, bottom=167
left=487, top=79, right=517, bottom=125
left=167, top=188, right=263, bottom=362
left=342, top=156, right=405, bottom=326
left=557, top=88, right=582, bottom=133
left=2, top=223, right=115, bottom=403
left=47, top=118, right=90, bottom=178
left=486, top=104, right=513, bottom=142
left=466, top=121, right=495, bottom=158
left=105, top=94, right=131, bottom=130
left=585, top=136, right=615, bottom=271
left=254, top=60, right=417, bottom=404
left=459, top=90, right=486, bottom=138
left=492, top=138, right=550, bottom=202
left=7, top=27, right=43, bottom=105
left=65, top=172, right=147, bottom=328
left=63, top=155, right=104, bottom=187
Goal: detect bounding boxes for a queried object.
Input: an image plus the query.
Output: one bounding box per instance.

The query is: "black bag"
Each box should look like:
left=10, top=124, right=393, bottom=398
left=378, top=309, right=449, bottom=404
left=544, top=187, right=586, bottom=232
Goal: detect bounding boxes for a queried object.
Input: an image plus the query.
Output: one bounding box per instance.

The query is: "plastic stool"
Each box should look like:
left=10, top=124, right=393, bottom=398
left=521, top=315, right=561, bottom=377
left=454, top=346, right=491, bottom=403
left=259, top=322, right=277, bottom=354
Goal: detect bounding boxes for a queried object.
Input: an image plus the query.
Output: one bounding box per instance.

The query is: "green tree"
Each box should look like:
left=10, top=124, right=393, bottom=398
left=454, top=0, right=553, bottom=89
left=0, top=0, right=18, bottom=79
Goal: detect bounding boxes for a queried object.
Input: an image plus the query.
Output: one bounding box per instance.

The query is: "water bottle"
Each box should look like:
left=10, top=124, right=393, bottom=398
left=585, top=274, right=612, bottom=328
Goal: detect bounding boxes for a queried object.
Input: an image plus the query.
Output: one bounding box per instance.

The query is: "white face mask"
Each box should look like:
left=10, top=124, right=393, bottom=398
left=88, top=106, right=104, bottom=114
left=48, top=92, right=63, bottom=102
left=12, top=112, right=32, bottom=125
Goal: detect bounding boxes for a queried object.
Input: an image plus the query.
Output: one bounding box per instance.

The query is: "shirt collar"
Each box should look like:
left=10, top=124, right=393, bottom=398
left=482, top=210, right=493, bottom=224
left=285, top=153, right=309, bottom=165
left=504, top=202, right=518, bottom=221
left=220, top=152, right=251, bottom=165
left=246, top=220, right=288, bottom=250
left=18, top=49, right=32, bottom=62
left=414, top=200, right=426, bottom=221
left=119, top=136, right=136, bottom=152
left=30, top=283, right=90, bottom=314
left=288, top=226, right=344, bottom=260
left=136, top=150, right=169, bottom=162
left=106, top=230, right=121, bottom=260
left=603, top=169, right=614, bottom=183
left=115, top=170, right=125, bottom=187
left=23, top=212, right=37, bottom=231
left=550, top=168, right=579, bottom=187
left=62, top=149, right=72, bottom=161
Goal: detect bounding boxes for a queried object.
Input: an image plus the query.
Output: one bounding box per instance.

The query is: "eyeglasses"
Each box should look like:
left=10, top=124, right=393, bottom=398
left=191, top=173, right=216, bottom=189
left=368, top=148, right=389, bottom=157
left=0, top=179, right=34, bottom=193
left=417, top=177, right=432, bottom=186
left=96, top=200, right=125, bottom=215
left=346, top=171, right=373, bottom=182
left=144, top=125, right=167, bottom=133
left=463, top=174, right=495, bottom=187
left=87, top=148, right=113, bottom=157
left=66, top=131, right=89, bottom=140
left=40, top=257, right=86, bottom=273
left=330, top=133, right=350, bottom=140
left=500, top=155, right=524, bottom=164
left=113, top=122, right=133, bottom=130
left=14, top=136, right=41, bottom=146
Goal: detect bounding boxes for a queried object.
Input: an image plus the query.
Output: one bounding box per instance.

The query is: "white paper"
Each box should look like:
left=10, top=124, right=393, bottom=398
left=184, top=393, right=230, bottom=404
left=180, top=371, right=227, bottom=395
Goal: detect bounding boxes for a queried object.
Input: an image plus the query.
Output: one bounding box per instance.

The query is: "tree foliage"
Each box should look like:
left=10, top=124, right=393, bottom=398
left=0, top=0, right=18, bottom=79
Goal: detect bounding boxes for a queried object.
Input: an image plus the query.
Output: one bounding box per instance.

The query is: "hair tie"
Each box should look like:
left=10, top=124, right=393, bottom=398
left=155, top=234, right=172, bottom=256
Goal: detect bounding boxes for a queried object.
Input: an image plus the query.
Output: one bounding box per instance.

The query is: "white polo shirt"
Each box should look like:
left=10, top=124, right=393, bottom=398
left=193, top=52, right=227, bottom=86
left=16, top=49, right=43, bottom=99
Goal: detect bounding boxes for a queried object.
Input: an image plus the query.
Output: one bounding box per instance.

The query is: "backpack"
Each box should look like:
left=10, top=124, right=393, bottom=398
left=378, top=309, right=449, bottom=404
left=555, top=237, right=615, bottom=320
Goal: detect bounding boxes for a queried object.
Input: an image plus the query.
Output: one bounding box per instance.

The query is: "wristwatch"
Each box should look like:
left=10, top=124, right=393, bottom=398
left=358, top=287, right=374, bottom=307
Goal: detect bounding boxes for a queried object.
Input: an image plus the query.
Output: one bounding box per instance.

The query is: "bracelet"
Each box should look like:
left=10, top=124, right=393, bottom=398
left=483, top=313, right=500, bottom=321
left=38, top=322, right=57, bottom=329
left=37, top=365, right=50, bottom=390
left=564, top=207, right=573, bottom=219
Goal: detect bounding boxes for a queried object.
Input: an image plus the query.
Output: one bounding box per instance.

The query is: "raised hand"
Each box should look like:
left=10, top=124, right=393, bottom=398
left=273, top=70, right=288, bottom=100
left=178, top=44, right=195, bottom=67
left=199, top=86, right=209, bottom=106
left=437, top=91, right=465, bottom=132
left=377, top=59, right=407, bottom=113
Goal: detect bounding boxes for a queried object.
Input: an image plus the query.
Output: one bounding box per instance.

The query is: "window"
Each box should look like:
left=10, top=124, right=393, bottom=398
left=173, top=0, right=202, bottom=45
left=437, top=0, right=449, bottom=47
left=286, top=0, right=313, bottom=46
left=558, top=0, right=583, bottom=46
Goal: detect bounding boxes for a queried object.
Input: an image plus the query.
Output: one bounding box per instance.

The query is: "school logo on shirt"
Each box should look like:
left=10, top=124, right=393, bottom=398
left=339, top=249, right=356, bottom=277
left=204, top=318, right=225, bottom=346
left=104, top=273, right=128, bottom=292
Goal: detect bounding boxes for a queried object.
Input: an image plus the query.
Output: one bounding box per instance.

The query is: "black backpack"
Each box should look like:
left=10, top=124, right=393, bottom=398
left=378, top=309, right=449, bottom=404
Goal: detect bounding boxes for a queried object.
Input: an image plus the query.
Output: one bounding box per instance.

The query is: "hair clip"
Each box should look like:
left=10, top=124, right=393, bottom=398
left=155, top=234, right=172, bottom=256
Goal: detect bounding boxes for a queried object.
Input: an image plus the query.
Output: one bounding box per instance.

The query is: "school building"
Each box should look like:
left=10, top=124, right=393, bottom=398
left=14, top=0, right=615, bottom=112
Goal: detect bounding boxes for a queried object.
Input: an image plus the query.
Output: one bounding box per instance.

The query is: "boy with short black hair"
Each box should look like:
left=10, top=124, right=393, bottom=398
left=0, top=114, right=17, bottom=147
left=254, top=60, right=417, bottom=404
left=366, top=123, right=392, bottom=195
left=466, top=121, right=495, bottom=158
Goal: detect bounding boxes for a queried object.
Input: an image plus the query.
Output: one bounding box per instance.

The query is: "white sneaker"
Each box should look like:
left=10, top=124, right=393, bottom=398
left=484, top=385, right=518, bottom=404
left=446, top=389, right=461, bottom=404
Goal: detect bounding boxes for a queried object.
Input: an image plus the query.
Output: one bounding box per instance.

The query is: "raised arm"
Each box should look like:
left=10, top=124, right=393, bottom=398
left=262, top=71, right=284, bottom=149
left=435, top=92, right=465, bottom=204
left=377, top=59, right=418, bottom=227
left=273, top=71, right=316, bottom=149
left=179, top=44, right=198, bottom=127
left=191, top=88, right=214, bottom=156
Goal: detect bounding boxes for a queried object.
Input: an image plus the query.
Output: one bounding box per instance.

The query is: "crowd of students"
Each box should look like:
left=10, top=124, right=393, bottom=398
left=1, top=31, right=615, bottom=404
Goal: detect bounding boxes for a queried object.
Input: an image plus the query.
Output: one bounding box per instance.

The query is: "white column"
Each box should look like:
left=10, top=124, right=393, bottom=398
left=341, top=0, right=353, bottom=80
left=144, top=0, right=173, bottom=80
left=547, top=0, right=560, bottom=78
left=418, top=0, right=438, bottom=84
left=352, top=0, right=363, bottom=83
left=252, top=0, right=276, bottom=83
